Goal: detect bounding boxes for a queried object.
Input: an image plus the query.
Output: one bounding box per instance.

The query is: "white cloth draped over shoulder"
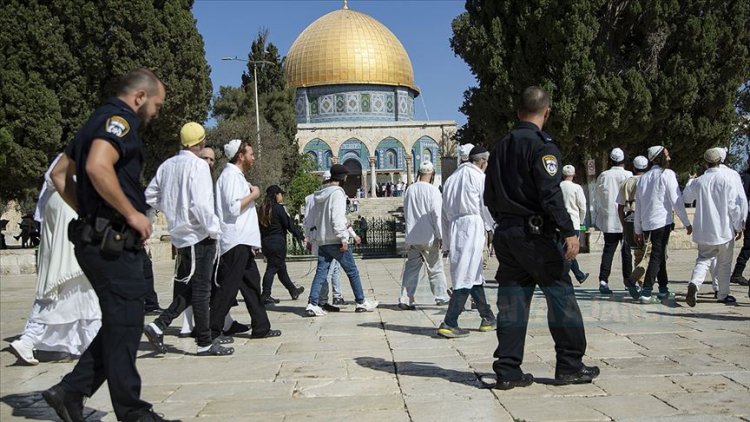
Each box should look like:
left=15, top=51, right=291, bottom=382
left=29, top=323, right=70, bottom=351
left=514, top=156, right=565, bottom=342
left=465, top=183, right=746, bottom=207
left=441, top=163, right=494, bottom=290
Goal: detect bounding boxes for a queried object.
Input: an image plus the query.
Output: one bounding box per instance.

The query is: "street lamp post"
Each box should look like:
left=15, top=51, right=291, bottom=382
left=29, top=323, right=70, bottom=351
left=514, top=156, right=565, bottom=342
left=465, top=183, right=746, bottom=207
left=221, top=56, right=274, bottom=156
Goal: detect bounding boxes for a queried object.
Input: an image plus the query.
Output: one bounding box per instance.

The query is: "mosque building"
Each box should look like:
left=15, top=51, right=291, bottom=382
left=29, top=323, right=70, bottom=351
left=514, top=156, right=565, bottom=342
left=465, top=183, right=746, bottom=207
left=285, top=1, right=457, bottom=198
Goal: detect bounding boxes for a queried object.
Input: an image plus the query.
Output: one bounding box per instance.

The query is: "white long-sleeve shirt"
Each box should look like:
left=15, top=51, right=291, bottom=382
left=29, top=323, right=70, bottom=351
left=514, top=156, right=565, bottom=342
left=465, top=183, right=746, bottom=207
left=594, top=166, right=632, bottom=233
left=720, top=164, right=749, bottom=223
left=404, top=181, right=442, bottom=246
left=682, top=167, right=743, bottom=245
left=214, top=163, right=261, bottom=254
left=560, top=180, right=586, bottom=229
left=633, top=165, right=691, bottom=234
left=145, top=150, right=220, bottom=248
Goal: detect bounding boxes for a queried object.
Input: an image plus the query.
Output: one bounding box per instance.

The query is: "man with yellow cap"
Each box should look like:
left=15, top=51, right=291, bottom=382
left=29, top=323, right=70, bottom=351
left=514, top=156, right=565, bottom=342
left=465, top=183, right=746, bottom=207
left=143, top=122, right=231, bottom=356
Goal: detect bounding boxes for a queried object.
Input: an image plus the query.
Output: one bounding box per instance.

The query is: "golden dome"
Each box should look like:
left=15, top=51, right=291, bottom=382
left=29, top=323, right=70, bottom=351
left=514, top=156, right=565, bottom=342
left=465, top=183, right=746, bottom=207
left=285, top=7, right=419, bottom=94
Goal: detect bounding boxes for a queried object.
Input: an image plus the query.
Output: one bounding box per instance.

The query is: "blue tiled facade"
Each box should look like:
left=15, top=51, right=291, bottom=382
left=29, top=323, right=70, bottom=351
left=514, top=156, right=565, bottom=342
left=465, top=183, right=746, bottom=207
left=295, top=84, right=416, bottom=123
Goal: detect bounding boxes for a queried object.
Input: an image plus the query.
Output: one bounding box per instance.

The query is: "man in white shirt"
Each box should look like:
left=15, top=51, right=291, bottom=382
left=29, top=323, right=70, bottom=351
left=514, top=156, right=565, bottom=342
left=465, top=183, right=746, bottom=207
left=143, top=122, right=230, bottom=356
left=683, top=148, right=743, bottom=306
left=632, top=145, right=693, bottom=303
left=210, top=139, right=281, bottom=340
left=438, top=146, right=496, bottom=338
left=304, top=164, right=378, bottom=316
left=616, top=156, right=650, bottom=290
left=594, top=148, right=633, bottom=294
left=398, top=161, right=450, bottom=309
left=560, top=165, right=588, bottom=282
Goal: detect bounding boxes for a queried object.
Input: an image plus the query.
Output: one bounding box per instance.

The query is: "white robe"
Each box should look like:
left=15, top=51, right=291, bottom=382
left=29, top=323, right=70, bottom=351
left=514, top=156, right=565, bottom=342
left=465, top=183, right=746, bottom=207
left=441, top=163, right=494, bottom=289
left=595, top=166, right=632, bottom=233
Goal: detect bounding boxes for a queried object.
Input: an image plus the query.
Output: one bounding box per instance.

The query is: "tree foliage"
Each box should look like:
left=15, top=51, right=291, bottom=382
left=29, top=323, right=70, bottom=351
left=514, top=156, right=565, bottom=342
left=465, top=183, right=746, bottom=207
left=0, top=0, right=212, bottom=204
left=451, top=0, right=750, bottom=174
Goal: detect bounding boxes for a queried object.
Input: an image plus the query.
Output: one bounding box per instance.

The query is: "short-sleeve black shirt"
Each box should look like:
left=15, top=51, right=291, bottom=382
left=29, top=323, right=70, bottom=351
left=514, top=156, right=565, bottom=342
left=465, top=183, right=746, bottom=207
left=65, top=97, right=146, bottom=217
left=484, top=121, right=575, bottom=237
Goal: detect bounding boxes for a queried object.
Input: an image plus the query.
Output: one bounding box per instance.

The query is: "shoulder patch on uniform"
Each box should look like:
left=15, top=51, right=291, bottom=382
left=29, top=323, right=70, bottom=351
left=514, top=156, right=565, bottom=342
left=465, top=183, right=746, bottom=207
left=105, top=116, right=130, bottom=137
left=542, top=155, right=558, bottom=176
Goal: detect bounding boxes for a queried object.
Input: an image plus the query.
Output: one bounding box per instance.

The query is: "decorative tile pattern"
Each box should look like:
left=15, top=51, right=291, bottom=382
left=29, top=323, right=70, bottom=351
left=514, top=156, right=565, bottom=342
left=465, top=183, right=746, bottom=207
left=335, top=94, right=346, bottom=113
left=346, top=93, right=360, bottom=113
left=320, top=96, right=333, bottom=114
left=360, top=93, right=370, bottom=112
left=310, top=96, right=319, bottom=115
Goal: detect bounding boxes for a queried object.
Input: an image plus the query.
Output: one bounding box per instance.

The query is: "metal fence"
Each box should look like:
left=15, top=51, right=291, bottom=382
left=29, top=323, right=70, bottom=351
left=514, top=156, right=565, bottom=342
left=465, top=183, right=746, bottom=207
left=287, top=217, right=398, bottom=258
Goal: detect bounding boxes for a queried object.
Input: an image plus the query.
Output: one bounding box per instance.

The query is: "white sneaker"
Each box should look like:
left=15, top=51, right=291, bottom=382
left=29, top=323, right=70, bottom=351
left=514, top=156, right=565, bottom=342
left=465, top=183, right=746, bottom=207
left=10, top=340, right=38, bottom=365
left=355, top=299, right=379, bottom=313
left=305, top=303, right=327, bottom=317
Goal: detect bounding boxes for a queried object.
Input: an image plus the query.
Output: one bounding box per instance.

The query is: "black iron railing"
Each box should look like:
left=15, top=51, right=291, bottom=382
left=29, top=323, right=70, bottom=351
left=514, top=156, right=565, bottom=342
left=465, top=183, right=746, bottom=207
left=287, top=217, right=398, bottom=257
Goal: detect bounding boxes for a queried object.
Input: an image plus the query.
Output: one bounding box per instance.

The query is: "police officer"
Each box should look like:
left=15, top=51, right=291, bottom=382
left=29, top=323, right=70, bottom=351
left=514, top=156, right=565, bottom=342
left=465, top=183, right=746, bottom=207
left=483, top=86, right=599, bottom=390
left=43, top=69, right=177, bottom=422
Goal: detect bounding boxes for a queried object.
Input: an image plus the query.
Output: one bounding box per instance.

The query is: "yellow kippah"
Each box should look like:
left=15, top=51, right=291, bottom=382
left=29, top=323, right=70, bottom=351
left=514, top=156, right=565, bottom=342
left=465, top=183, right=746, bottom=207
left=180, top=122, right=206, bottom=147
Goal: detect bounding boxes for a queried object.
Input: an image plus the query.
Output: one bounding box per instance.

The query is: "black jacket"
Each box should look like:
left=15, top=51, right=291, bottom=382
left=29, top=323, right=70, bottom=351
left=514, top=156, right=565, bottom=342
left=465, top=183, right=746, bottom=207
left=260, top=203, right=304, bottom=241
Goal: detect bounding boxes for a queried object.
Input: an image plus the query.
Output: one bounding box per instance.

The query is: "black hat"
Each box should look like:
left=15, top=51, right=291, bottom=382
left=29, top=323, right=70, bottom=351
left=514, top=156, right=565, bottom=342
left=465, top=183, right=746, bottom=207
left=266, top=185, right=285, bottom=196
left=469, top=145, right=488, bottom=156
left=330, top=164, right=349, bottom=181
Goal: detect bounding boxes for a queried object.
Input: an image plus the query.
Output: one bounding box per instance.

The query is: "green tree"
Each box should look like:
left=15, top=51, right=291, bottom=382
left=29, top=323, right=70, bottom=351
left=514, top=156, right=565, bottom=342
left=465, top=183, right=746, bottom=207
left=451, top=0, right=750, bottom=174
left=0, top=0, right=212, bottom=204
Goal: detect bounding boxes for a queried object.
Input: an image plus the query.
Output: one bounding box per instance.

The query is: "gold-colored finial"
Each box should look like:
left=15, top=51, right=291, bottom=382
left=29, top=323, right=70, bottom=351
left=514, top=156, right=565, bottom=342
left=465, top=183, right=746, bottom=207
left=343, top=0, right=348, bottom=9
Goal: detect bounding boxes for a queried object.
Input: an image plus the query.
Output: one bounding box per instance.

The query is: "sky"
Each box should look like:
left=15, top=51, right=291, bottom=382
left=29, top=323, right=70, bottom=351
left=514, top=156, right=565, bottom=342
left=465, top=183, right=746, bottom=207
left=192, top=0, right=475, bottom=126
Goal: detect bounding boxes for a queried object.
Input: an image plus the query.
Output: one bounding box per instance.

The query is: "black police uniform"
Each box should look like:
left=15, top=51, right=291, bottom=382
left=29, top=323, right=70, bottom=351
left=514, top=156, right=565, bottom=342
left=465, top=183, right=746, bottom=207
left=260, top=202, right=305, bottom=301
left=484, top=121, right=588, bottom=381
left=59, top=97, right=152, bottom=420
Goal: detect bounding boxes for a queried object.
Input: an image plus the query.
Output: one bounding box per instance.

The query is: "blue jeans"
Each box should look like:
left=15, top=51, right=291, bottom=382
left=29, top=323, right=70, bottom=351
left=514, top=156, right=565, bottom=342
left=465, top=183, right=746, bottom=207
left=319, top=259, right=343, bottom=304
left=309, top=244, right=364, bottom=305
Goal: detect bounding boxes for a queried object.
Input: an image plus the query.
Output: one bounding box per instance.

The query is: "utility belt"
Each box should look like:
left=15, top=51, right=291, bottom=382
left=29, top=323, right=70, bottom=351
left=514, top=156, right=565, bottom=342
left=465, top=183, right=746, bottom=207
left=495, top=214, right=558, bottom=237
left=68, top=208, right=143, bottom=256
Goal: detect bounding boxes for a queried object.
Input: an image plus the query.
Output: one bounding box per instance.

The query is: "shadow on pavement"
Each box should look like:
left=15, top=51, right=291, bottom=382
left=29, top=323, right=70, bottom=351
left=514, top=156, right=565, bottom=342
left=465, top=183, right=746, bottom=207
left=263, top=304, right=308, bottom=317
left=358, top=321, right=439, bottom=338
left=647, top=310, right=750, bottom=321
left=0, top=391, right=107, bottom=421
left=354, top=356, right=482, bottom=387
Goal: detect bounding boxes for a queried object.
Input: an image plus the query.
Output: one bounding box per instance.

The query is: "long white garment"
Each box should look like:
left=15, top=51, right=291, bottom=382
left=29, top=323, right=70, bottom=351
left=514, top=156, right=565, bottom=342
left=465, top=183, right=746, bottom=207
left=441, top=163, right=492, bottom=289
left=404, top=181, right=442, bottom=246
left=215, top=163, right=261, bottom=255
left=719, top=164, right=749, bottom=222
left=145, top=150, right=221, bottom=248
left=560, top=180, right=587, bottom=228
left=633, top=165, right=691, bottom=234
left=20, top=191, right=101, bottom=355
left=682, top=168, right=743, bottom=245
left=594, top=166, right=632, bottom=233
left=689, top=241, right=734, bottom=300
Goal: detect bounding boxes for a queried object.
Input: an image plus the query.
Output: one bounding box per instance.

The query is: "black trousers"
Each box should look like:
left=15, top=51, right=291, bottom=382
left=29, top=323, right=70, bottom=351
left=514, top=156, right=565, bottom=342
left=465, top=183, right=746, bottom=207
left=642, top=225, right=671, bottom=295
left=210, top=245, right=270, bottom=338
left=261, top=235, right=296, bottom=298
left=732, top=215, right=750, bottom=277
left=141, top=250, right=160, bottom=310
left=492, top=224, right=587, bottom=381
left=61, top=243, right=151, bottom=422
left=154, top=238, right=215, bottom=347
left=598, top=232, right=632, bottom=284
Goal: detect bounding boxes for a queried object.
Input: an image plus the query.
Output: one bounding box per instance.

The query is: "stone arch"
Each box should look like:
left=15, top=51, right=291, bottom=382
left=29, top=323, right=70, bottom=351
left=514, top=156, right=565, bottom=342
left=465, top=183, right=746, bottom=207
left=337, top=138, right=370, bottom=170
left=412, top=135, right=440, bottom=175
left=375, top=137, right=406, bottom=170
left=302, top=138, right=333, bottom=171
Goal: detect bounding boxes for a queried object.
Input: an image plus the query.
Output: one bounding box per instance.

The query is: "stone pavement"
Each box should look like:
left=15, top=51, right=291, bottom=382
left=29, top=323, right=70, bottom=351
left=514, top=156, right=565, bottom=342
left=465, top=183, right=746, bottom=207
left=1, top=248, right=749, bottom=421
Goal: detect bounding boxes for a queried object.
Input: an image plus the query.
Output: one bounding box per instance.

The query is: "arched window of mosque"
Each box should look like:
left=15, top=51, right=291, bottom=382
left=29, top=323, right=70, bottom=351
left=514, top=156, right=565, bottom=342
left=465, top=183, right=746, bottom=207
left=306, top=151, right=318, bottom=166
left=386, top=149, right=397, bottom=168
left=324, top=150, right=333, bottom=168
left=423, top=148, right=433, bottom=164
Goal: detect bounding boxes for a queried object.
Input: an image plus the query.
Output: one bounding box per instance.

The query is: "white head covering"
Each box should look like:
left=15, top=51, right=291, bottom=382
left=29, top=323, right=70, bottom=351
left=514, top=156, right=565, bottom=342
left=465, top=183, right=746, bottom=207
left=322, top=170, right=331, bottom=180
left=458, top=143, right=474, bottom=162
left=418, top=161, right=435, bottom=174
left=647, top=145, right=665, bottom=162
left=610, top=148, right=625, bottom=162
left=562, top=165, right=575, bottom=177
left=224, top=139, right=243, bottom=160
left=717, top=147, right=728, bottom=163
left=633, top=155, right=648, bottom=170
left=704, top=148, right=722, bottom=164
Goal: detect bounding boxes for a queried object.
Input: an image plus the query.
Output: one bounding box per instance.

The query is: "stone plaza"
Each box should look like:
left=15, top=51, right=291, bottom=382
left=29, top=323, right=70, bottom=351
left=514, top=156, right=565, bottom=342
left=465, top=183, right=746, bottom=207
left=1, top=246, right=749, bottom=421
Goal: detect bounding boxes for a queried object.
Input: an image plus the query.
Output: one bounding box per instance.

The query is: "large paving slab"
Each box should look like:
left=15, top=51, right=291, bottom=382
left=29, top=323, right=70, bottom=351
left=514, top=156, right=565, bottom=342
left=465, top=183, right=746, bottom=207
left=1, top=245, right=749, bottom=421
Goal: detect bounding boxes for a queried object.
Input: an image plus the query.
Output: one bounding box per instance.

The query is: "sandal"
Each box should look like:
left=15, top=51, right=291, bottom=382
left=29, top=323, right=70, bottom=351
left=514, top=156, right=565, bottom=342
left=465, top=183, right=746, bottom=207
left=214, top=334, right=234, bottom=344
left=250, top=329, right=282, bottom=339
left=197, top=343, right=234, bottom=356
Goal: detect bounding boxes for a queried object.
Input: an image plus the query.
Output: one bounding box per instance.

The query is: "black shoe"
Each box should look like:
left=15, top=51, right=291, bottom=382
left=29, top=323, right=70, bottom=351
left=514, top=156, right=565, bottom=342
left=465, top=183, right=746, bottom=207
left=731, top=275, right=749, bottom=285
left=576, top=273, right=589, bottom=283
left=686, top=283, right=698, bottom=307
left=135, top=409, right=181, bottom=422
left=397, top=303, right=416, bottom=311
left=493, top=373, right=534, bottom=390
left=224, top=321, right=250, bottom=336
left=177, top=329, right=196, bottom=338
left=214, top=334, right=234, bottom=344
left=555, top=365, right=600, bottom=385
left=144, top=324, right=167, bottom=354
left=321, top=303, right=340, bottom=312
left=332, top=297, right=347, bottom=306
left=717, top=295, right=737, bottom=304
left=196, top=342, right=234, bottom=356
left=262, top=296, right=280, bottom=305
left=250, top=329, right=282, bottom=339
left=35, top=350, right=75, bottom=363
left=290, top=285, right=305, bottom=300
left=42, top=384, right=85, bottom=422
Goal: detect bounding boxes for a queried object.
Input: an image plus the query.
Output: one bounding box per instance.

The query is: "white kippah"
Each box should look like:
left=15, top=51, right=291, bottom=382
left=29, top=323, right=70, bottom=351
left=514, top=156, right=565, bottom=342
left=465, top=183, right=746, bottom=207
left=418, top=161, right=435, bottom=174
left=633, top=155, right=648, bottom=170
left=224, top=139, right=242, bottom=159
left=610, top=148, right=625, bottom=162
left=562, top=165, right=575, bottom=176
left=458, top=143, right=474, bottom=161
left=647, top=145, right=665, bottom=162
